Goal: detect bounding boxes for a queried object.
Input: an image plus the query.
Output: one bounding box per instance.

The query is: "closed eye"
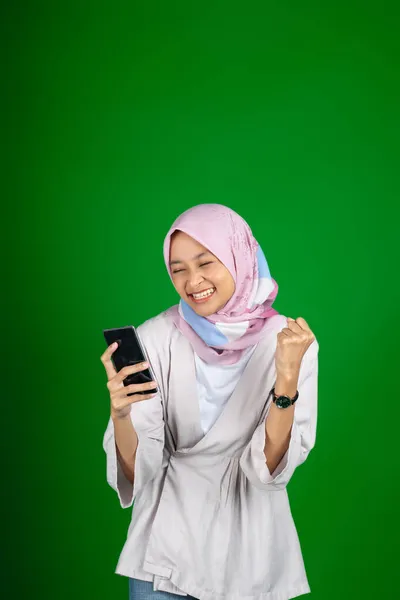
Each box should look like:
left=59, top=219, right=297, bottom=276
left=172, top=261, right=213, bottom=274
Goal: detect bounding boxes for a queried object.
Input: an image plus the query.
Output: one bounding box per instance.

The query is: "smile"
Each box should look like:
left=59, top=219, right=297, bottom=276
left=190, top=287, right=216, bottom=303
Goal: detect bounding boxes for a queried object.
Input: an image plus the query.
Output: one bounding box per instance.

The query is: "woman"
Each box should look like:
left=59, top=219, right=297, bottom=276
left=101, top=204, right=319, bottom=600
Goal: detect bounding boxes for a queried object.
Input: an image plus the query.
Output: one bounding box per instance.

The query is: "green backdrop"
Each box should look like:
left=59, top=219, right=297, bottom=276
left=4, top=1, right=399, bottom=599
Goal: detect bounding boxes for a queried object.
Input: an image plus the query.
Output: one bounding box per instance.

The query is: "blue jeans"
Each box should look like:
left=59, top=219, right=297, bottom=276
left=129, top=578, right=198, bottom=600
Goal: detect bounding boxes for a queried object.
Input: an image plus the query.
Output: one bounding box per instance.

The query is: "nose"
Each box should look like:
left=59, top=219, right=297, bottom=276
left=186, top=268, right=205, bottom=290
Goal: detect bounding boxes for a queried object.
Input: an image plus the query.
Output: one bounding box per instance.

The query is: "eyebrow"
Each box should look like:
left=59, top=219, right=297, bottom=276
left=169, top=251, right=210, bottom=266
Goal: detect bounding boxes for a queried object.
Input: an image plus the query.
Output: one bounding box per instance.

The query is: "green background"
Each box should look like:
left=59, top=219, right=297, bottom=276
left=4, top=1, right=399, bottom=599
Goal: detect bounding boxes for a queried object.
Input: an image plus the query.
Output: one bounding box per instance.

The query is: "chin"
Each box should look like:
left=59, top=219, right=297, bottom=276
left=191, top=299, right=223, bottom=317
left=193, top=307, right=215, bottom=317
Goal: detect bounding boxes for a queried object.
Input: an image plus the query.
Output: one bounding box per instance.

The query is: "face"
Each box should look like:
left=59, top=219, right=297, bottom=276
left=169, top=231, right=235, bottom=317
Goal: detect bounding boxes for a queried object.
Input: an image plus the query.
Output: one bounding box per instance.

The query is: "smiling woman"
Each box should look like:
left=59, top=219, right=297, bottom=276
left=101, top=203, right=319, bottom=600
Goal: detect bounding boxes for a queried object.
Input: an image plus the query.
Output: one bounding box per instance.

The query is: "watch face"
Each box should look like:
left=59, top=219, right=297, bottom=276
left=276, top=396, right=292, bottom=408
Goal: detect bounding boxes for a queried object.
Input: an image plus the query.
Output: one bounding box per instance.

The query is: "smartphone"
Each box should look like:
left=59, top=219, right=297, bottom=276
left=103, top=326, right=158, bottom=396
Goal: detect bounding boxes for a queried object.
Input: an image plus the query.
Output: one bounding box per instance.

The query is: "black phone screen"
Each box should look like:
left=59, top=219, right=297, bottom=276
left=103, top=326, right=157, bottom=396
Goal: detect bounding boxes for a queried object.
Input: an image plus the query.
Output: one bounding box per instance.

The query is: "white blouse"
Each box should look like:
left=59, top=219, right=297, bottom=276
left=195, top=345, right=257, bottom=434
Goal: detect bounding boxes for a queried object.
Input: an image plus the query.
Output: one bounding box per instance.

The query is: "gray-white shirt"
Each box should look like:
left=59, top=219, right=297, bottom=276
left=103, top=311, right=319, bottom=600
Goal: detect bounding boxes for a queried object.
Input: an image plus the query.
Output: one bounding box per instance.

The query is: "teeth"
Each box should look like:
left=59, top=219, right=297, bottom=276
left=192, top=288, right=215, bottom=299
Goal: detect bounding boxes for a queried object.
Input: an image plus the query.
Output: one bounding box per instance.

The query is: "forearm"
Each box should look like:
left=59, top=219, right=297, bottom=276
left=112, top=414, right=139, bottom=484
left=264, top=371, right=299, bottom=474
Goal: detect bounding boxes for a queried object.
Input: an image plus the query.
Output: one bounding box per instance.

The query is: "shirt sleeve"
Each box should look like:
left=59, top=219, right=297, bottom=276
left=102, top=391, right=165, bottom=508
left=239, top=339, right=319, bottom=492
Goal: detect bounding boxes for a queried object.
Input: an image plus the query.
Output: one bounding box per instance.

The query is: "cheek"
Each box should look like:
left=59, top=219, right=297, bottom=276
left=212, top=269, right=235, bottom=294
left=171, top=276, right=182, bottom=293
left=172, top=276, right=191, bottom=299
left=224, top=278, right=236, bottom=297
left=177, top=283, right=186, bottom=295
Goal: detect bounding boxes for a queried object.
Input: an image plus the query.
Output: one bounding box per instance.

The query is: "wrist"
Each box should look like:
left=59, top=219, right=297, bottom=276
left=111, top=410, right=131, bottom=423
left=274, top=370, right=299, bottom=397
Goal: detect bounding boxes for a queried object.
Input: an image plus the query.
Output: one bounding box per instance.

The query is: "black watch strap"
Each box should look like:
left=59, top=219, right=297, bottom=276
left=272, top=387, right=299, bottom=408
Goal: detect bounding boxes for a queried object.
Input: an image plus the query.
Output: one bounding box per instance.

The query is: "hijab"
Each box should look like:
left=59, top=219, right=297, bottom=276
left=163, top=204, right=280, bottom=365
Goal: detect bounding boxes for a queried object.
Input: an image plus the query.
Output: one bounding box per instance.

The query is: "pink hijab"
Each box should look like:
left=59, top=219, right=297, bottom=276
left=163, top=204, right=280, bottom=364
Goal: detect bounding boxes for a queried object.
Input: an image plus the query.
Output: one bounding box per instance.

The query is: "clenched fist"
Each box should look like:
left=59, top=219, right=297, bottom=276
left=275, top=317, right=316, bottom=378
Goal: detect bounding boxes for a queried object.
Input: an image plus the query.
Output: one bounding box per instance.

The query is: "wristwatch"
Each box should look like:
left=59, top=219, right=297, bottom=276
left=271, top=387, right=299, bottom=409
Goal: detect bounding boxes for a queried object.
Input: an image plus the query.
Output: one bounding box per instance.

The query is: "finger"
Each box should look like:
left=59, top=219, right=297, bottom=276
left=280, top=328, right=295, bottom=337
left=114, top=391, right=158, bottom=411
left=124, top=381, right=158, bottom=395
left=295, top=318, right=315, bottom=342
left=277, top=332, right=290, bottom=345
left=286, top=318, right=303, bottom=333
left=293, top=317, right=312, bottom=332
left=100, top=342, right=119, bottom=381
left=116, top=361, right=150, bottom=384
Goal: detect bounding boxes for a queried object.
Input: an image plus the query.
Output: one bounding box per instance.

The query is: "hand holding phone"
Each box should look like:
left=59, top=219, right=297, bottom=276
left=101, top=326, right=159, bottom=420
